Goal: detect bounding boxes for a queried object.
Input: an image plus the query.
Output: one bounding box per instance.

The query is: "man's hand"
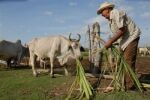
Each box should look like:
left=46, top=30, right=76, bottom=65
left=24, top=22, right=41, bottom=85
left=104, top=27, right=126, bottom=49
left=104, top=40, right=113, bottom=49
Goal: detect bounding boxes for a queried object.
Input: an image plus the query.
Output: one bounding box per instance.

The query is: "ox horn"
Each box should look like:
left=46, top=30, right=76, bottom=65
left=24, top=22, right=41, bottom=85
left=69, top=33, right=72, bottom=41
left=77, top=34, right=81, bottom=42
left=69, top=33, right=81, bottom=42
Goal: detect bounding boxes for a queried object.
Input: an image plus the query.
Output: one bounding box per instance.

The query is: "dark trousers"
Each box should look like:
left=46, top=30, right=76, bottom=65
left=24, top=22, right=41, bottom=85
left=122, top=37, right=140, bottom=90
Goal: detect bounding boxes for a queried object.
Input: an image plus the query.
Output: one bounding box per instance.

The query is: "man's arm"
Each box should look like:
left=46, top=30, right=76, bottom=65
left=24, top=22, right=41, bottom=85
left=104, top=26, right=126, bottom=49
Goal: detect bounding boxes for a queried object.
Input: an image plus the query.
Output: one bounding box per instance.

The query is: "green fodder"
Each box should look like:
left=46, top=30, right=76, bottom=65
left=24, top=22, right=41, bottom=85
left=67, top=59, right=93, bottom=100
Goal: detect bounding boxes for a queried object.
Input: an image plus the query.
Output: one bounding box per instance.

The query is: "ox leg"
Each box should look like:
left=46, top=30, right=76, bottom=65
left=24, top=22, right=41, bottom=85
left=40, top=60, right=44, bottom=68
left=50, top=58, right=55, bottom=78
left=17, top=52, right=22, bottom=65
left=63, top=65, right=69, bottom=76
left=7, top=58, right=12, bottom=68
left=64, top=67, right=69, bottom=76
left=30, top=54, right=37, bottom=77
left=40, top=59, right=46, bottom=69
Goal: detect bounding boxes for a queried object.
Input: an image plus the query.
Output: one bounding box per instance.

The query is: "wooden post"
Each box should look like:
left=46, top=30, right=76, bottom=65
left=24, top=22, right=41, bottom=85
left=91, top=22, right=101, bottom=74
left=87, top=25, right=92, bottom=71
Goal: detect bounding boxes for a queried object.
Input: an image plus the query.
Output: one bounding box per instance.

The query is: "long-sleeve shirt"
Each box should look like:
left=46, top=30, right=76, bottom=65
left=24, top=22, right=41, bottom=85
left=109, top=9, right=141, bottom=51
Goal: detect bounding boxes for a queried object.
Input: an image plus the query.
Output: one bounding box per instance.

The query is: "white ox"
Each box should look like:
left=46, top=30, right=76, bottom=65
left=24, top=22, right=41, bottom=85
left=0, top=40, right=24, bottom=67
left=139, top=47, right=150, bottom=56
left=27, top=34, right=81, bottom=77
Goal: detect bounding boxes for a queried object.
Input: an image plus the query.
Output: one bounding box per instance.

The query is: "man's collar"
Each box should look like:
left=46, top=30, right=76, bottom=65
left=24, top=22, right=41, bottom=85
left=109, top=9, right=113, bottom=20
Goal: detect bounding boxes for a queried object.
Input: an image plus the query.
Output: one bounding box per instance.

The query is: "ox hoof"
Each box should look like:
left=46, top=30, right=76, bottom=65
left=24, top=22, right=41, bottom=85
left=50, top=74, right=55, bottom=78
left=51, top=76, right=56, bottom=78
left=33, top=74, right=38, bottom=77
left=33, top=73, right=38, bottom=77
left=65, top=73, right=69, bottom=76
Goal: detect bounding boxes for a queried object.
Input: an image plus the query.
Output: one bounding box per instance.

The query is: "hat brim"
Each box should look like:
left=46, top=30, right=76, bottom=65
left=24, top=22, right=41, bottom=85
left=97, top=5, right=114, bottom=15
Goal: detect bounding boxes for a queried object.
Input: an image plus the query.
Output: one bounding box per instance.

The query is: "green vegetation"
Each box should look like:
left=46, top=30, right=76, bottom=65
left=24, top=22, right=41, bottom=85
left=81, top=51, right=89, bottom=58
left=95, top=92, right=150, bottom=100
left=67, top=59, right=93, bottom=99
left=0, top=68, right=73, bottom=100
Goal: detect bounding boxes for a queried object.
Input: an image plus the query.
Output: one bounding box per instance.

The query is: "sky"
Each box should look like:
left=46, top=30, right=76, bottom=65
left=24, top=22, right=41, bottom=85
left=0, top=0, right=150, bottom=47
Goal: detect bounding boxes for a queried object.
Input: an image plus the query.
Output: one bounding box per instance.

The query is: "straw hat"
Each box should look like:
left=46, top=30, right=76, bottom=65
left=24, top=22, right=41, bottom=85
left=97, top=2, right=115, bottom=14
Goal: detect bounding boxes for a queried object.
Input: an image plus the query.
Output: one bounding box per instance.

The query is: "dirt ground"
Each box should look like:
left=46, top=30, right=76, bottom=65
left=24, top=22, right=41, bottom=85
left=136, top=56, right=150, bottom=74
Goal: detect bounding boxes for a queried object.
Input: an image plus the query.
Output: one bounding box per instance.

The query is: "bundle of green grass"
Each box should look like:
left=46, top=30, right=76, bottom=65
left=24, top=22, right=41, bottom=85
left=102, top=45, right=143, bottom=92
left=66, top=59, right=93, bottom=100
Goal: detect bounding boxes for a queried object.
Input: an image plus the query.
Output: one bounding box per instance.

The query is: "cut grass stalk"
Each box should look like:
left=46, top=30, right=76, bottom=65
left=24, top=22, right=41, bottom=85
left=142, top=83, right=150, bottom=88
left=66, top=59, right=93, bottom=100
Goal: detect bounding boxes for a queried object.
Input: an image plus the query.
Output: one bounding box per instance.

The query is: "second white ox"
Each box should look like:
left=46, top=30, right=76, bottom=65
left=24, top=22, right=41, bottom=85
left=139, top=47, right=150, bottom=56
left=28, top=34, right=81, bottom=77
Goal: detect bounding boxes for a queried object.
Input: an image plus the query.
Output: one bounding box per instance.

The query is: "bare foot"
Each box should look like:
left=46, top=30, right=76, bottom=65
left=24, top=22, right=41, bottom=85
left=103, top=87, right=114, bottom=93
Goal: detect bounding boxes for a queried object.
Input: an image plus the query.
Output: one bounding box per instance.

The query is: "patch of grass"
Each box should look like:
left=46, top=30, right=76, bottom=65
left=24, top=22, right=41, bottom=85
left=0, top=69, right=73, bottom=100
left=95, top=91, right=150, bottom=100
left=81, top=51, right=89, bottom=58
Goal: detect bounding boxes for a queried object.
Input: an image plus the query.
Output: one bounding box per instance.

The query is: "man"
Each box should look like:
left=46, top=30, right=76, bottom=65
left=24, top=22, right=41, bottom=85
left=97, top=2, right=141, bottom=91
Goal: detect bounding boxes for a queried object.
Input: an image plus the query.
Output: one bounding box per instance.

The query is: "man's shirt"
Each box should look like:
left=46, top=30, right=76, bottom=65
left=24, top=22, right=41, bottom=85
left=109, top=9, right=141, bottom=50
